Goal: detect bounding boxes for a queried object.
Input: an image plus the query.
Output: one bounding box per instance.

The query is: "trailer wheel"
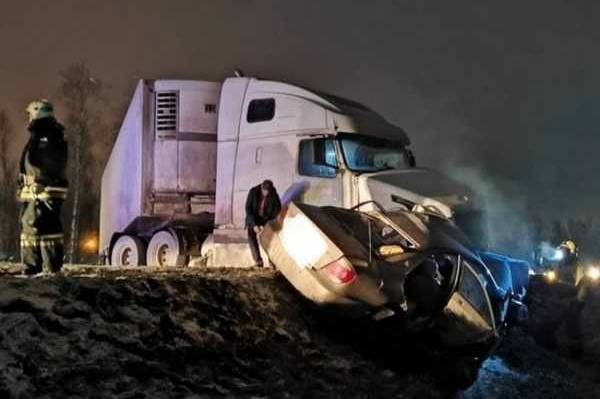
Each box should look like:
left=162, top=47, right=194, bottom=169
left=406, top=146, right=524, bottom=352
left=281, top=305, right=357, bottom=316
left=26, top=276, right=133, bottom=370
left=111, top=235, right=146, bottom=267
left=147, top=230, right=187, bottom=267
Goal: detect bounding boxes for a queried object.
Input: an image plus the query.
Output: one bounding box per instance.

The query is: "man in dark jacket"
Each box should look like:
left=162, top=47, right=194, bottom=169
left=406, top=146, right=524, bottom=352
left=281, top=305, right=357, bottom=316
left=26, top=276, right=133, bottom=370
left=18, top=100, right=68, bottom=275
left=245, top=180, right=281, bottom=267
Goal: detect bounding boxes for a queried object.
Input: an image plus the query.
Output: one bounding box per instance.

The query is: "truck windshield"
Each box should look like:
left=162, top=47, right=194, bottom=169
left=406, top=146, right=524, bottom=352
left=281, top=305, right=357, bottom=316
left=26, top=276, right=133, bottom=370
left=338, top=134, right=410, bottom=173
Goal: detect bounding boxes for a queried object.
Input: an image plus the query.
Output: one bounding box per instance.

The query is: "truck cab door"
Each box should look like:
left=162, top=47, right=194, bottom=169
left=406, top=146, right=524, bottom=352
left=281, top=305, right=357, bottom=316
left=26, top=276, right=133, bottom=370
left=293, top=137, right=343, bottom=207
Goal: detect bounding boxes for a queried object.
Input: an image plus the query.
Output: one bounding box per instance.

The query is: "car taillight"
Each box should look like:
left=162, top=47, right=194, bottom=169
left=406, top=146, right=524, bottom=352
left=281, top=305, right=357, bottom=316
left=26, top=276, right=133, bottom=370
left=323, top=259, right=357, bottom=285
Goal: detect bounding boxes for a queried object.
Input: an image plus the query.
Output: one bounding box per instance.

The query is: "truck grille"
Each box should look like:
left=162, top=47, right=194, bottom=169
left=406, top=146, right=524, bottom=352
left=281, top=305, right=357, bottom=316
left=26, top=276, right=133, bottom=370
left=156, top=92, right=178, bottom=133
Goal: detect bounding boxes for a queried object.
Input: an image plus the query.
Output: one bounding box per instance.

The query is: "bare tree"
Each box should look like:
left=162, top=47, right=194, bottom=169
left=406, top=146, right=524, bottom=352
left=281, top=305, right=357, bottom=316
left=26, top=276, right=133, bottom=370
left=0, top=110, right=18, bottom=259
left=60, top=63, right=103, bottom=263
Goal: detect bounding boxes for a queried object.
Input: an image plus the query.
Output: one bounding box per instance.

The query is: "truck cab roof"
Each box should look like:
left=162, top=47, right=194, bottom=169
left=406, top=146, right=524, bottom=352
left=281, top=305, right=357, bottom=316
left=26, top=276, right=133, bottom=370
left=223, top=77, right=411, bottom=145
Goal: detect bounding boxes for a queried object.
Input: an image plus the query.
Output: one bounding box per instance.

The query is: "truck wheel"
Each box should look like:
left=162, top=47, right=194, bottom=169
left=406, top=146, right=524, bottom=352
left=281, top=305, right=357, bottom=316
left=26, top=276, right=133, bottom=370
left=111, top=235, right=146, bottom=266
left=147, top=230, right=187, bottom=267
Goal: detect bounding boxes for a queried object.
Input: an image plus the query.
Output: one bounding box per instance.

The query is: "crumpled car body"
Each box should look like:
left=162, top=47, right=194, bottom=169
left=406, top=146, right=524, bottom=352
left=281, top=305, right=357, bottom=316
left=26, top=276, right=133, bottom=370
left=260, top=202, right=521, bottom=355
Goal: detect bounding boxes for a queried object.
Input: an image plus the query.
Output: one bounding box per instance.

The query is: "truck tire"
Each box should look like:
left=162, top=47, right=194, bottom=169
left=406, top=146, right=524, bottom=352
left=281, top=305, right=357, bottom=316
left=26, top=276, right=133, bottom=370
left=147, top=230, right=187, bottom=267
left=111, top=235, right=146, bottom=266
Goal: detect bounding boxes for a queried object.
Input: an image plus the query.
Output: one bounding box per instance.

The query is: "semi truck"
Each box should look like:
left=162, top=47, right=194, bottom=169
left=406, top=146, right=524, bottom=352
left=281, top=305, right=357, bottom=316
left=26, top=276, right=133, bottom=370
left=100, top=75, right=481, bottom=268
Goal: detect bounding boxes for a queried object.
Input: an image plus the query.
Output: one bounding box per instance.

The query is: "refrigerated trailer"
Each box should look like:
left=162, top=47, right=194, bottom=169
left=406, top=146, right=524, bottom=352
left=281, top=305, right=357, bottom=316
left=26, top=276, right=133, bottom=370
left=100, top=75, right=477, bottom=267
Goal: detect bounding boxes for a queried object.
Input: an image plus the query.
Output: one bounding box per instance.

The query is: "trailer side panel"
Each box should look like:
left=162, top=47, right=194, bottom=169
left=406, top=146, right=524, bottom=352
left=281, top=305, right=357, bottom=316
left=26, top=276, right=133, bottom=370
left=99, top=81, right=149, bottom=253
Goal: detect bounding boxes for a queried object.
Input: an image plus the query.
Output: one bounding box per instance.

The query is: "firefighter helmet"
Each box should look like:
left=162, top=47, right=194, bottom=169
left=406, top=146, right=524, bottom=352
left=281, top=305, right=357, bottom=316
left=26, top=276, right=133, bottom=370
left=560, top=240, right=578, bottom=255
left=26, top=99, right=54, bottom=122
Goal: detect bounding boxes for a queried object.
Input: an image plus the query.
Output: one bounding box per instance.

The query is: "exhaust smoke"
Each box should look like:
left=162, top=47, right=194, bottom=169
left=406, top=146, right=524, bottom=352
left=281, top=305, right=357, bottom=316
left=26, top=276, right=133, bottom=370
left=447, top=166, right=534, bottom=259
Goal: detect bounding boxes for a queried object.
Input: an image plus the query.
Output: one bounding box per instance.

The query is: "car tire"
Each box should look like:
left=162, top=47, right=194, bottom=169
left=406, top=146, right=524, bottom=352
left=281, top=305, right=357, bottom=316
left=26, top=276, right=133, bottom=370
left=110, top=235, right=146, bottom=266
left=146, top=230, right=187, bottom=267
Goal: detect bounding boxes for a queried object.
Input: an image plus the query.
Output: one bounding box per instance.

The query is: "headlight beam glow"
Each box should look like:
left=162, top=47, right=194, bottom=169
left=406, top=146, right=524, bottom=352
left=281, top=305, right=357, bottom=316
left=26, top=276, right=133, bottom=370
left=545, top=270, right=557, bottom=282
left=586, top=266, right=600, bottom=281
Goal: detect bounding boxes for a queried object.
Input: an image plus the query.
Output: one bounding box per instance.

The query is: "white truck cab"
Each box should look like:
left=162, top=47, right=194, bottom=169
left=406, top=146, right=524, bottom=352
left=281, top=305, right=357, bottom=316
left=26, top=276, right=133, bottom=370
left=100, top=76, right=476, bottom=267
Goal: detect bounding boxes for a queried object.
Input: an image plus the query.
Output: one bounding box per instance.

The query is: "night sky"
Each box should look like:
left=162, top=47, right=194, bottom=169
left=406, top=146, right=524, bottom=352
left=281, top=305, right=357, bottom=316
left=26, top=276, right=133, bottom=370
left=2, top=0, right=599, bottom=220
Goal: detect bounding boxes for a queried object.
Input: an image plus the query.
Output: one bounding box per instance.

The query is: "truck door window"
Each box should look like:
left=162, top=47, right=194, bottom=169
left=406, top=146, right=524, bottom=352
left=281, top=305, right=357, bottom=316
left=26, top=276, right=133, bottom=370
left=247, top=98, right=275, bottom=123
left=298, top=138, right=338, bottom=178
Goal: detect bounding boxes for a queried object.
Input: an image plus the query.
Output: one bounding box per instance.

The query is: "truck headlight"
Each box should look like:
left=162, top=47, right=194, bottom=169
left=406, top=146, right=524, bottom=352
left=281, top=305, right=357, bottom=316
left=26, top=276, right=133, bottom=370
left=586, top=266, right=600, bottom=281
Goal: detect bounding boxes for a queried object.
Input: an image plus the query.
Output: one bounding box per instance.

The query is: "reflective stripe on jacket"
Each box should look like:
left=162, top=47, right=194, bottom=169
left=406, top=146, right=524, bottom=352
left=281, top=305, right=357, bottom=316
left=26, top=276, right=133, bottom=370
left=20, top=233, right=65, bottom=247
left=18, top=183, right=68, bottom=202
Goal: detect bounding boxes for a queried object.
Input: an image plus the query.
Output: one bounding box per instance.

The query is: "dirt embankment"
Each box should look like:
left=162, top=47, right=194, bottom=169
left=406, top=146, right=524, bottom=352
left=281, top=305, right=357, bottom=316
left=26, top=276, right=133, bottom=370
left=0, top=265, right=599, bottom=399
left=0, top=266, right=448, bottom=399
left=466, top=278, right=600, bottom=399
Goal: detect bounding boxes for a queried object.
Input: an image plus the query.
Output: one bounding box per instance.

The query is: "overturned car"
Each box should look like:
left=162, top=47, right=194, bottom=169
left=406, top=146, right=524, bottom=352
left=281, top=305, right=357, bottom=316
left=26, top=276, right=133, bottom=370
left=260, top=202, right=528, bottom=385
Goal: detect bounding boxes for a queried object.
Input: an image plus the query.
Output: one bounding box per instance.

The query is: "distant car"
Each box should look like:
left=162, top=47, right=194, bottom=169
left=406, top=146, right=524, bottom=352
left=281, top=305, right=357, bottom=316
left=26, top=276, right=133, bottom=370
left=260, top=202, right=528, bottom=386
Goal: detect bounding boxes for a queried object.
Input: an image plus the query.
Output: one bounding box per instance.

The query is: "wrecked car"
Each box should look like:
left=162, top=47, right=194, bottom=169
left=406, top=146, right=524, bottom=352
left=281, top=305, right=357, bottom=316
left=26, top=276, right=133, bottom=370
left=260, top=201, right=529, bottom=386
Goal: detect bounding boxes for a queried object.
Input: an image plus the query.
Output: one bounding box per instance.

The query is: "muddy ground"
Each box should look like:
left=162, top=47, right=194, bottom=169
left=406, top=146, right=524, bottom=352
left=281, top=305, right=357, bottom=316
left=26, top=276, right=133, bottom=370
left=0, top=264, right=599, bottom=399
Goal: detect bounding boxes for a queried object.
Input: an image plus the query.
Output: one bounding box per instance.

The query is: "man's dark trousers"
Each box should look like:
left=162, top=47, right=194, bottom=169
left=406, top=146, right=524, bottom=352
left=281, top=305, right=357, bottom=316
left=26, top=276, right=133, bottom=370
left=247, top=227, right=263, bottom=266
left=20, top=198, right=64, bottom=274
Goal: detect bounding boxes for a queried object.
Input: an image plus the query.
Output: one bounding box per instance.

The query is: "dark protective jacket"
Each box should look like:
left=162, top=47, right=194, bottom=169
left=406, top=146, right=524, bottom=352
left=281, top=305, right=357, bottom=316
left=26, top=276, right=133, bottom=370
left=245, top=184, right=281, bottom=228
left=19, top=117, right=68, bottom=199
left=557, top=247, right=578, bottom=285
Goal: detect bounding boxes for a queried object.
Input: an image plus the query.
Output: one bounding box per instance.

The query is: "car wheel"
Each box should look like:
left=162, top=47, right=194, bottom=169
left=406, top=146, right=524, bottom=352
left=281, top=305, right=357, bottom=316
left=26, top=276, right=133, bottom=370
left=110, top=235, right=146, bottom=266
left=147, top=230, right=187, bottom=267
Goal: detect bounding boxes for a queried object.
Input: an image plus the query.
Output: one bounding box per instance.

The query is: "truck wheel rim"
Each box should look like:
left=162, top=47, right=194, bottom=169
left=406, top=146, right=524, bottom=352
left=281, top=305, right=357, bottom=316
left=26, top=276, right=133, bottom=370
left=121, top=248, right=132, bottom=266
left=147, top=230, right=182, bottom=267
left=158, top=244, right=170, bottom=266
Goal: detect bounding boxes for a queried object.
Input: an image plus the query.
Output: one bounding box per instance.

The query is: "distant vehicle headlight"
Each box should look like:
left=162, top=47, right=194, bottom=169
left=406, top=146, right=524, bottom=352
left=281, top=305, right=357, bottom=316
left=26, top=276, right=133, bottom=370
left=586, top=266, right=600, bottom=281
left=552, top=250, right=565, bottom=261
left=545, top=270, right=557, bottom=282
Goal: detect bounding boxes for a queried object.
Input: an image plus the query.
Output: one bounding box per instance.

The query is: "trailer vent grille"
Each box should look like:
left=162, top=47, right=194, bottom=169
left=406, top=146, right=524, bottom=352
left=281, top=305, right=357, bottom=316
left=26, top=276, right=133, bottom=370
left=156, top=91, right=178, bottom=133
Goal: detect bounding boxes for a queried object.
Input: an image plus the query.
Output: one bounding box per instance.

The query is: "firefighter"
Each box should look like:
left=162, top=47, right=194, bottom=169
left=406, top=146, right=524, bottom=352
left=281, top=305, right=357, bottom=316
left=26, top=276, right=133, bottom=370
left=546, top=240, right=588, bottom=355
left=556, top=240, right=579, bottom=283
left=245, top=180, right=281, bottom=267
left=17, top=99, right=68, bottom=276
